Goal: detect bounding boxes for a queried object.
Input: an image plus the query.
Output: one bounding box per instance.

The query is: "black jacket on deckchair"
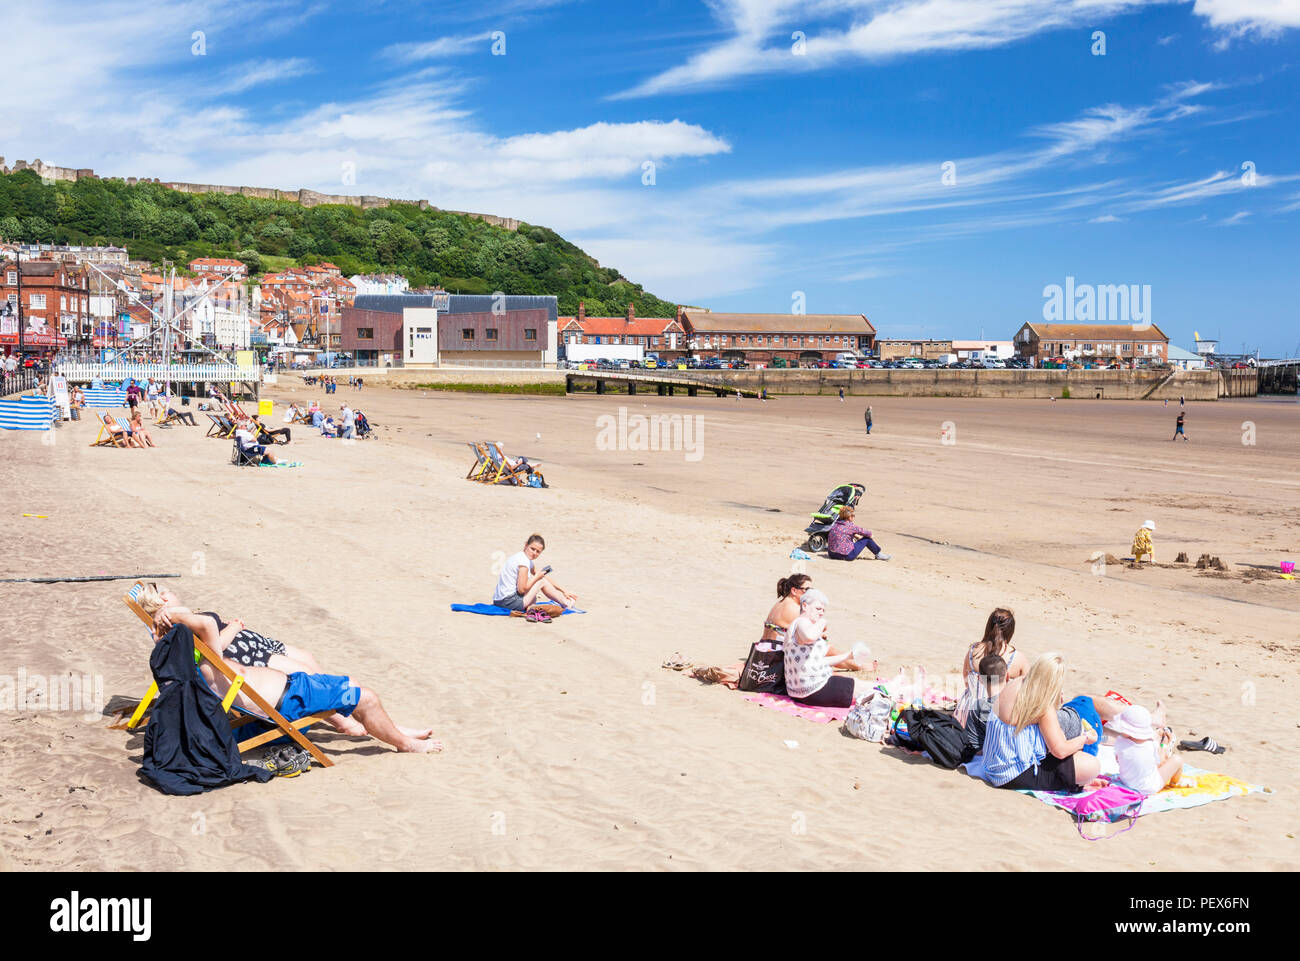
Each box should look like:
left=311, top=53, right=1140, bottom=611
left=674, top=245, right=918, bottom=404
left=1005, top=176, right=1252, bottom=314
left=140, top=624, right=273, bottom=795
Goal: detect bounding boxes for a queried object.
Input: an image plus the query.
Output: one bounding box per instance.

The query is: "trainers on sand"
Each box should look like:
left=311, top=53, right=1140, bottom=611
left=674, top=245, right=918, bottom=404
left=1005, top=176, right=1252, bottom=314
left=876, top=553, right=892, bottom=561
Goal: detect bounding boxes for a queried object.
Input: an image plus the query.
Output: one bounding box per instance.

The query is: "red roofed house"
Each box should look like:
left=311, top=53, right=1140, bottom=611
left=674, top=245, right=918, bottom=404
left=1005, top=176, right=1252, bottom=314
left=558, top=302, right=687, bottom=360
left=189, top=258, right=248, bottom=281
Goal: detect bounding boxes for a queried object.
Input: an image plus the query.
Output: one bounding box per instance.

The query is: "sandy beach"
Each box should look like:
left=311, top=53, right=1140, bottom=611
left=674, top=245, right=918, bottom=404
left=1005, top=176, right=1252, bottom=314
left=1, top=384, right=1296, bottom=871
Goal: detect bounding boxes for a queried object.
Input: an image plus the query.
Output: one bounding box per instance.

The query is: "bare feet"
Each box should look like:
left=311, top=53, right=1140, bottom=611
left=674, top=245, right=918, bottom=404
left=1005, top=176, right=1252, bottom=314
left=399, top=726, right=435, bottom=739
left=328, top=714, right=367, bottom=736
left=401, top=737, right=444, bottom=754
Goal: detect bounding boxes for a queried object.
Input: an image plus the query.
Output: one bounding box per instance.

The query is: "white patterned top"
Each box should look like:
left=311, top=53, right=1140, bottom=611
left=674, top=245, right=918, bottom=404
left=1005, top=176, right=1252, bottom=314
left=783, top=616, right=831, bottom=698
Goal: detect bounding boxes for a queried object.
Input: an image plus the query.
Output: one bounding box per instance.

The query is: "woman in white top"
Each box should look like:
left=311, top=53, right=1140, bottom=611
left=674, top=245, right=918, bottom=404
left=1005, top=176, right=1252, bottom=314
left=492, top=534, right=577, bottom=612
left=783, top=589, right=859, bottom=708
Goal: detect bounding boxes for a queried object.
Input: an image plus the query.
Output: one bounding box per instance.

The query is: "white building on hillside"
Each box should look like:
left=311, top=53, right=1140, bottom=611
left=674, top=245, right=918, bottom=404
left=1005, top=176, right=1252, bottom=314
left=350, top=273, right=410, bottom=297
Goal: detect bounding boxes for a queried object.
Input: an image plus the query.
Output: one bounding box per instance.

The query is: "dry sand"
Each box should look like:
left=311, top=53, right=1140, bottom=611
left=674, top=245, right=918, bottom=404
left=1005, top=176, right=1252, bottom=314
left=1, top=385, right=1296, bottom=871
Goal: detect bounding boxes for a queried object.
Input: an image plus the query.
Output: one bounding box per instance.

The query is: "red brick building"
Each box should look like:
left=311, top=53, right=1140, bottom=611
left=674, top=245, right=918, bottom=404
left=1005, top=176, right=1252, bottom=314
left=680, top=310, right=875, bottom=365
left=1013, top=323, right=1170, bottom=365
left=1, top=259, right=83, bottom=351
left=558, top=303, right=687, bottom=359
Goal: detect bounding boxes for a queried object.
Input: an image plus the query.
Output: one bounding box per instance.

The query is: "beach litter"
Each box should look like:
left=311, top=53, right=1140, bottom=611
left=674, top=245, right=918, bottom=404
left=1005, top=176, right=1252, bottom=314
left=789, top=548, right=813, bottom=560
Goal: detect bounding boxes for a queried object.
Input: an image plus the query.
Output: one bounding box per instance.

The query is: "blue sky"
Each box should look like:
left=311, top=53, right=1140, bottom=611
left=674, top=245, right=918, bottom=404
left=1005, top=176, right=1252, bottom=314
left=3, top=0, right=1298, bottom=354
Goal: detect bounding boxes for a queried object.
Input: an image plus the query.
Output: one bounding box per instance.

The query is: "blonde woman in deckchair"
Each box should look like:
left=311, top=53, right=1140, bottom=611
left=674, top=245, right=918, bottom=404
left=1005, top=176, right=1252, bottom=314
left=138, top=584, right=439, bottom=751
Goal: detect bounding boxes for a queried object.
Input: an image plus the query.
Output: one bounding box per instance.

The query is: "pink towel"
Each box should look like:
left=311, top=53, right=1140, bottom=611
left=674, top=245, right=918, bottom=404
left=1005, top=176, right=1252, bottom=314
left=741, top=691, right=851, bottom=723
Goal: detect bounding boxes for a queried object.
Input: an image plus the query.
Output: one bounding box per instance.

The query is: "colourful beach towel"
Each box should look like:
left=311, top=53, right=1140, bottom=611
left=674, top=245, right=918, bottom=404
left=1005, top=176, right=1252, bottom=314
left=741, top=691, right=851, bottom=724
left=961, top=745, right=1266, bottom=825
left=450, top=603, right=586, bottom=616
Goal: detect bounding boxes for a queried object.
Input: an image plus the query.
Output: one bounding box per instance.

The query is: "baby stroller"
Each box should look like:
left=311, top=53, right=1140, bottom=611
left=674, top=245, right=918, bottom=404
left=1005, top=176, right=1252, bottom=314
left=801, top=482, right=866, bottom=552
left=355, top=410, right=373, bottom=439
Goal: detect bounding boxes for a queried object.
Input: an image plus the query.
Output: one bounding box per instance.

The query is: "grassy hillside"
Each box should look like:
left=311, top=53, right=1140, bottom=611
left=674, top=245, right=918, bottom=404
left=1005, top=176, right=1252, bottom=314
left=0, top=169, right=676, bottom=317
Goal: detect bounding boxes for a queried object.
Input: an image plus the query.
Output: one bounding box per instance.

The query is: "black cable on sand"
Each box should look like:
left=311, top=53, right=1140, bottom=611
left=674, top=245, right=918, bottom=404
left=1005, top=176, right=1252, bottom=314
left=0, top=574, right=182, bottom=584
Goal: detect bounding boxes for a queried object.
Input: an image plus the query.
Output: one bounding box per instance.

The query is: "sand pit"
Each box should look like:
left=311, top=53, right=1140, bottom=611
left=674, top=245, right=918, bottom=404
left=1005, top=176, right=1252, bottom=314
left=1, top=388, right=1295, bottom=870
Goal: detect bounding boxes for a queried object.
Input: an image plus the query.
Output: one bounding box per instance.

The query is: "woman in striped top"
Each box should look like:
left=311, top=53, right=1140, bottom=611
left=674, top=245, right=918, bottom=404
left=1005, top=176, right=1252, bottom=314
left=981, top=653, right=1102, bottom=793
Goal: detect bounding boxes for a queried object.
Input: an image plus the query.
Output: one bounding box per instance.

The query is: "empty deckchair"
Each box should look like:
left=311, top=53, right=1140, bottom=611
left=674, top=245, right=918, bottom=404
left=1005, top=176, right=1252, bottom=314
left=485, top=441, right=544, bottom=486
left=205, top=412, right=236, bottom=438
left=466, top=442, right=492, bottom=481
left=111, top=582, right=335, bottom=768
left=89, top=412, right=131, bottom=448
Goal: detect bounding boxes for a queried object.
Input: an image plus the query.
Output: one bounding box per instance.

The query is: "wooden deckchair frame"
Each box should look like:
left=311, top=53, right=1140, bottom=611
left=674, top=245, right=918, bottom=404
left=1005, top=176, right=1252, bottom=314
left=111, top=582, right=334, bottom=768
left=205, top=412, right=237, bottom=438
left=466, top=442, right=492, bottom=481
left=485, top=441, right=541, bottom=486
left=89, top=412, right=130, bottom=448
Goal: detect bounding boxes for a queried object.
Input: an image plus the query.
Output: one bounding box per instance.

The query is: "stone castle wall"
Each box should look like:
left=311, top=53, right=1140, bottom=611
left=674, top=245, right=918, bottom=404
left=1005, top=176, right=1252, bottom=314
left=0, top=157, right=519, bottom=230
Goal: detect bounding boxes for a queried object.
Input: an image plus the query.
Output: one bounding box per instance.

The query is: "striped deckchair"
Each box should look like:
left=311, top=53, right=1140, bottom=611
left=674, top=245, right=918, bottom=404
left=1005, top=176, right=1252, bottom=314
left=111, top=582, right=334, bottom=768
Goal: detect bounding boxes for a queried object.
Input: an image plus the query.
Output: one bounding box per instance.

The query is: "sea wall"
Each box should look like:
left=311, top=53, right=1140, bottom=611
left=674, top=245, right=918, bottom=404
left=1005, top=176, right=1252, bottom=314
left=678, top=369, right=1231, bottom=400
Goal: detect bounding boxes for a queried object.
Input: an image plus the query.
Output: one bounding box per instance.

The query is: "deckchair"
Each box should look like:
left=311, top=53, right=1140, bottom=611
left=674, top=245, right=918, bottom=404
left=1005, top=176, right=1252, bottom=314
left=466, top=442, right=492, bottom=481
left=484, top=441, right=543, bottom=486
left=205, top=412, right=237, bottom=438
left=111, top=582, right=335, bottom=768
left=231, top=435, right=264, bottom=466
left=89, top=412, right=130, bottom=448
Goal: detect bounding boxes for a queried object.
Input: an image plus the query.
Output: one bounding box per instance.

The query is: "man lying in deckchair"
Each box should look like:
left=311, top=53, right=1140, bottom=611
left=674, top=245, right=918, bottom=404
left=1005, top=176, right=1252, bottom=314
left=138, top=584, right=442, bottom=754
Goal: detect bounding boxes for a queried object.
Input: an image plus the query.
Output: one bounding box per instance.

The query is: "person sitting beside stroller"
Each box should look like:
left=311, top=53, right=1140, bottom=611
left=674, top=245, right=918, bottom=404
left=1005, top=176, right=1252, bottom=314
left=234, top=420, right=284, bottom=464
left=492, top=534, right=577, bottom=614
left=354, top=409, right=372, bottom=438
left=137, top=584, right=440, bottom=754
left=827, top=506, right=891, bottom=561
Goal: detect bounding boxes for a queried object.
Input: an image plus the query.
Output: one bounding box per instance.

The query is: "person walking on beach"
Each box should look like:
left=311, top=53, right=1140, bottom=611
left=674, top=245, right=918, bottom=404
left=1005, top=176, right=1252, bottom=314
left=1180, top=394, right=1185, bottom=407
left=1172, top=411, right=1187, bottom=441
left=864, top=406, right=873, bottom=435
left=839, top=386, right=845, bottom=402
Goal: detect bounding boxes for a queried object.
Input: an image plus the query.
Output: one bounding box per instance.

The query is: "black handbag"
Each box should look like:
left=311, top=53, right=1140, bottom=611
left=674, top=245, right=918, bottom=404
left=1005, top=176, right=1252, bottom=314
left=738, top=641, right=785, bottom=694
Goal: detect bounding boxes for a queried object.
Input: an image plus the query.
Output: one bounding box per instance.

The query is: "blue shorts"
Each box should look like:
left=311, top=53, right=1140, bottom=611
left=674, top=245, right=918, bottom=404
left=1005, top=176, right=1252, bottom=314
left=279, top=672, right=361, bottom=721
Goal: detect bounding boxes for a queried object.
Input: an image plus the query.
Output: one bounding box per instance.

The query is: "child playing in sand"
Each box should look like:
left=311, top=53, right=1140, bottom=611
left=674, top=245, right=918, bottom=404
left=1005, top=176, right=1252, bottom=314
left=1111, top=703, right=1182, bottom=795
left=1131, top=520, right=1154, bottom=564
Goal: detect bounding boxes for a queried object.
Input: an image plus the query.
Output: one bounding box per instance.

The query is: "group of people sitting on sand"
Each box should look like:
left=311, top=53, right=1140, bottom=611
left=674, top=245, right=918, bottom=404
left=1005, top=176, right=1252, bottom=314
left=751, top=578, right=1180, bottom=797
left=952, top=608, right=1182, bottom=796
left=285, top=401, right=369, bottom=439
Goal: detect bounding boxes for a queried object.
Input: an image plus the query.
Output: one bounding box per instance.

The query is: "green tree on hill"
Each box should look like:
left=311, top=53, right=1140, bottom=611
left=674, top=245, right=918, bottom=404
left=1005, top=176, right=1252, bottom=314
left=0, top=168, right=679, bottom=317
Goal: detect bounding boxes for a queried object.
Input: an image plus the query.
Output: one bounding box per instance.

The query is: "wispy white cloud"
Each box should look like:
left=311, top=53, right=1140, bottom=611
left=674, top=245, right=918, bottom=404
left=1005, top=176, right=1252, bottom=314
left=1089, top=213, right=1125, bottom=222
left=1217, top=209, right=1251, bottom=224
left=213, top=58, right=315, bottom=94
left=383, top=34, right=490, bottom=63
left=615, top=1, right=1299, bottom=97
left=1193, top=0, right=1300, bottom=44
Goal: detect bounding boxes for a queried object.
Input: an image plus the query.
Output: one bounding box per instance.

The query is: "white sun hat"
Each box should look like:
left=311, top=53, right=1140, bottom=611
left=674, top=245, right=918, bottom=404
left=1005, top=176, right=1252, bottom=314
left=1142, top=520, right=1155, bottom=531
left=1108, top=705, right=1156, bottom=741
